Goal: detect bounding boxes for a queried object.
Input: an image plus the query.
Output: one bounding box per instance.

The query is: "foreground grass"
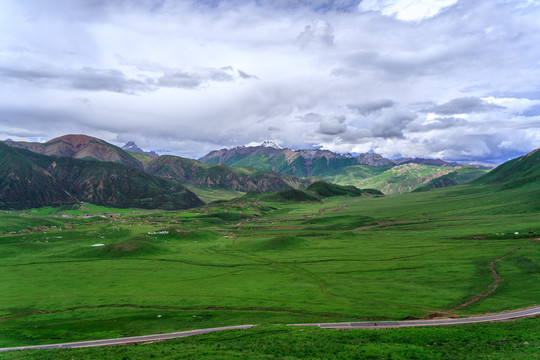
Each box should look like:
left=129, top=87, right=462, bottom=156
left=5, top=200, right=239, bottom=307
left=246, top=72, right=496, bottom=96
left=2, top=317, right=539, bottom=359
left=0, top=183, right=539, bottom=347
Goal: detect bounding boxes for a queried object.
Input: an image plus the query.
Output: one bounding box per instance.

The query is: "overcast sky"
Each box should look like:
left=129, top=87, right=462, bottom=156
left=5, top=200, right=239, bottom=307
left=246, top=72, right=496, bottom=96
left=1, top=0, right=539, bottom=163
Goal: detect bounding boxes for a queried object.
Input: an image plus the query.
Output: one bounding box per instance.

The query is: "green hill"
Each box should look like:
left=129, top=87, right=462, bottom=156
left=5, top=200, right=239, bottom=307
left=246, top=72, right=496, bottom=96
left=306, top=181, right=365, bottom=197
left=414, top=166, right=490, bottom=192
left=261, top=189, right=320, bottom=202
left=0, top=144, right=203, bottom=210
left=351, top=164, right=489, bottom=195
left=472, top=148, right=540, bottom=189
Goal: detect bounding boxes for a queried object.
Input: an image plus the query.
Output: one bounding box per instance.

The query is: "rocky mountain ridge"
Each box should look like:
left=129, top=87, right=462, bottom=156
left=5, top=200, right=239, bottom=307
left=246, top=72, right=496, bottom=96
left=200, top=142, right=467, bottom=169
left=122, top=141, right=159, bottom=158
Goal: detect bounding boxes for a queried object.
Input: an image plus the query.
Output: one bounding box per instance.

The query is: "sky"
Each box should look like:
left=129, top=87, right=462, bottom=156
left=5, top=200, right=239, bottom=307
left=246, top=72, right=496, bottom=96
left=1, top=0, right=540, bottom=163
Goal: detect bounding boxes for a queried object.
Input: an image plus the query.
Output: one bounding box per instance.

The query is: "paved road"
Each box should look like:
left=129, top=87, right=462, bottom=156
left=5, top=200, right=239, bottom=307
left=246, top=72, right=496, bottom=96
left=0, top=325, right=256, bottom=352
left=293, top=306, right=540, bottom=328
left=1, top=307, right=539, bottom=352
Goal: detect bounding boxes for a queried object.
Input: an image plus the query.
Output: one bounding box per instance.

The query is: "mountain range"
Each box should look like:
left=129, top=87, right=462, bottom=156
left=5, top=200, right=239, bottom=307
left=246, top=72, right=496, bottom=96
left=198, top=142, right=491, bottom=194
left=2, top=134, right=537, bottom=210
left=0, top=135, right=319, bottom=209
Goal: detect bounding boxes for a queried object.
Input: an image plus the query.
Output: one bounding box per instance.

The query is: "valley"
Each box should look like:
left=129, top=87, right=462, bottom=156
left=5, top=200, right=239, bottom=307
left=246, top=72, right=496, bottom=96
left=0, top=162, right=539, bottom=354
left=0, top=138, right=538, bottom=358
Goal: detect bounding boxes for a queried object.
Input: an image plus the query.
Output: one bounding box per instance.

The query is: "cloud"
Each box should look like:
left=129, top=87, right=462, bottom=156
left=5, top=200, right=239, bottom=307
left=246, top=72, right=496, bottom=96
left=297, top=20, right=335, bottom=47
left=407, top=116, right=467, bottom=132
left=0, top=66, right=151, bottom=94
left=238, top=69, right=258, bottom=79
left=358, top=0, right=458, bottom=21
left=348, top=99, right=395, bottom=115
left=318, top=115, right=347, bottom=135
left=370, top=108, right=417, bottom=138
left=0, top=63, right=256, bottom=93
left=423, top=97, right=506, bottom=115
left=299, top=112, right=348, bottom=135
left=482, top=96, right=540, bottom=115
left=158, top=67, right=237, bottom=89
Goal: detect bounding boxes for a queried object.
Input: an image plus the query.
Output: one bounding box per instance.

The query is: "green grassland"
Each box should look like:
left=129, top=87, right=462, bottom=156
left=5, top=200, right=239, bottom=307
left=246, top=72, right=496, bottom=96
left=0, top=180, right=539, bottom=353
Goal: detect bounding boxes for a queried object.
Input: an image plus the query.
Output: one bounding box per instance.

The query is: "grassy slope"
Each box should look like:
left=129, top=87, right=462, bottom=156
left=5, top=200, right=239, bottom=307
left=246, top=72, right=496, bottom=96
left=0, top=145, right=204, bottom=210
left=349, top=164, right=489, bottom=194
left=472, top=148, right=540, bottom=189
left=0, top=177, right=538, bottom=349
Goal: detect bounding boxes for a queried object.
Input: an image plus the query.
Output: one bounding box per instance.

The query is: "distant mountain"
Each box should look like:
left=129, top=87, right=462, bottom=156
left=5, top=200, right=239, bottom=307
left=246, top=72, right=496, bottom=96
left=199, top=144, right=464, bottom=176
left=392, top=157, right=461, bottom=167
left=0, top=143, right=203, bottom=210
left=200, top=146, right=361, bottom=177
left=122, top=141, right=159, bottom=158
left=357, top=153, right=395, bottom=166
left=460, top=161, right=498, bottom=169
left=350, top=163, right=489, bottom=195
left=471, top=148, right=540, bottom=189
left=5, top=134, right=144, bottom=169
left=260, top=140, right=282, bottom=149
left=198, top=144, right=487, bottom=193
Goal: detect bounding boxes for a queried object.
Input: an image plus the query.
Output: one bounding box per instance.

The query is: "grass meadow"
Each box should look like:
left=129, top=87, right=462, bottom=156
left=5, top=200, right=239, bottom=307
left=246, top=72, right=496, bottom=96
left=0, top=182, right=539, bottom=358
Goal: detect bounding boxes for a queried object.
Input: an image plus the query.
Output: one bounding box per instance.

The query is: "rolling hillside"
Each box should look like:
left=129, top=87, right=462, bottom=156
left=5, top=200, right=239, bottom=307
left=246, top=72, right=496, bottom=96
left=471, top=148, right=540, bottom=189
left=353, top=164, right=489, bottom=195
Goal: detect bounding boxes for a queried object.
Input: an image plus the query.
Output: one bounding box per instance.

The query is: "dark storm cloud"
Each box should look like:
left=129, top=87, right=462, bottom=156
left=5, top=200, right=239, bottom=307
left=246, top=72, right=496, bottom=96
left=347, top=99, right=395, bottom=115
left=423, top=97, right=505, bottom=115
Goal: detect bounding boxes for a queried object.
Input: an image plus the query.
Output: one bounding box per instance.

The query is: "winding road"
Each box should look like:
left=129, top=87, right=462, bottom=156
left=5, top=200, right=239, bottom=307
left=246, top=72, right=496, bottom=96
left=1, top=306, right=539, bottom=352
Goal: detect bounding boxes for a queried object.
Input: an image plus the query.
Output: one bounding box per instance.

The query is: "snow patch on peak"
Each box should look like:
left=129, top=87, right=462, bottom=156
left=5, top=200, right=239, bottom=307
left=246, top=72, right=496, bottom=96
left=245, top=140, right=282, bottom=149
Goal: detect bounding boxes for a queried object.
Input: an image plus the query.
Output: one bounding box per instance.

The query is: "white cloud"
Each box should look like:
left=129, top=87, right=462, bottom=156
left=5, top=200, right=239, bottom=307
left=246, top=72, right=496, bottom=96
left=358, top=0, right=458, bottom=21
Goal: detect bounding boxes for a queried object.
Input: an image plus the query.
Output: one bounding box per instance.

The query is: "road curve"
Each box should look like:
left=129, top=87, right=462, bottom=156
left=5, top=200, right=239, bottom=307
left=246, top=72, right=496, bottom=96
left=1, top=307, right=539, bottom=352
